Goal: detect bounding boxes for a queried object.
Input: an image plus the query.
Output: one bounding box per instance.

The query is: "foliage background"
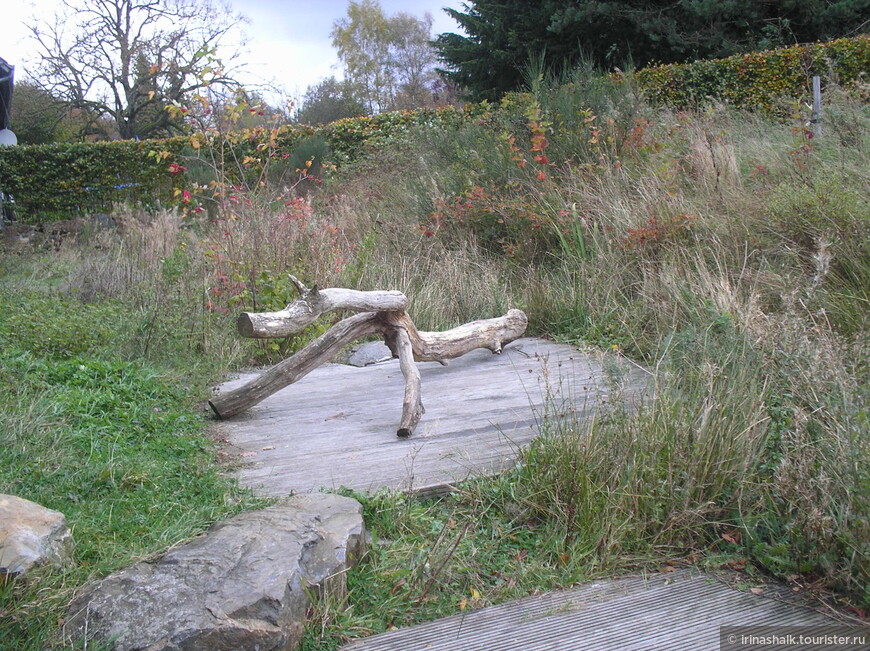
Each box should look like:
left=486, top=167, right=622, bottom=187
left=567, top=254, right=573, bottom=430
left=3, top=36, right=868, bottom=223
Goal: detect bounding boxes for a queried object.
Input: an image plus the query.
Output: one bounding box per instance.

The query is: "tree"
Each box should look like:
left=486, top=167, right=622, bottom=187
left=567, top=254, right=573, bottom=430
left=28, top=0, right=248, bottom=140
left=389, top=12, right=439, bottom=109
left=435, top=0, right=870, bottom=102
left=9, top=81, right=68, bottom=144
left=331, top=0, right=440, bottom=113
left=434, top=1, right=563, bottom=103
left=294, top=77, right=367, bottom=126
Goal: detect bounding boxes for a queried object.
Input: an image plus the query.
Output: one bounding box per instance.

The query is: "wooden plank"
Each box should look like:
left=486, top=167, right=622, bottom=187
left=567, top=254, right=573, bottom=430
left=339, top=569, right=846, bottom=650
left=212, top=338, right=648, bottom=497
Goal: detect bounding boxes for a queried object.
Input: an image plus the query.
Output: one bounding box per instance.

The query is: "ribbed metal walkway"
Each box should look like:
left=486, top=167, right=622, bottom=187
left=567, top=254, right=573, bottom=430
left=341, top=569, right=847, bottom=650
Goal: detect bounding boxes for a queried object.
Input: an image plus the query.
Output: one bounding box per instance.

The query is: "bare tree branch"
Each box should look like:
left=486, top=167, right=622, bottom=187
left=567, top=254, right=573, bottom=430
left=27, top=0, right=248, bottom=139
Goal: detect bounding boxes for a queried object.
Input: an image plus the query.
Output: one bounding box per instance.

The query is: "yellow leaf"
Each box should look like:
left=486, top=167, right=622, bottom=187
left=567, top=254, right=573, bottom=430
left=459, top=597, right=467, bottom=611
left=148, top=91, right=155, bottom=101
left=470, top=587, right=481, bottom=600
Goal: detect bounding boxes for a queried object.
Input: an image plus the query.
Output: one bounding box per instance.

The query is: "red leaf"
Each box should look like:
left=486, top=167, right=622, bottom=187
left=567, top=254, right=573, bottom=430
left=721, top=529, right=741, bottom=545
left=390, top=578, right=406, bottom=595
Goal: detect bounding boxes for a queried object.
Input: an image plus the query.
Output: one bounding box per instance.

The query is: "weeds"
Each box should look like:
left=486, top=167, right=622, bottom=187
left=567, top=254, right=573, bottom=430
left=298, top=83, right=868, bottom=645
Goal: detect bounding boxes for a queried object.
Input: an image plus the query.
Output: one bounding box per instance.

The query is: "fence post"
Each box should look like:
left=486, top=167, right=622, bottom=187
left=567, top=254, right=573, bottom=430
left=811, top=76, right=822, bottom=138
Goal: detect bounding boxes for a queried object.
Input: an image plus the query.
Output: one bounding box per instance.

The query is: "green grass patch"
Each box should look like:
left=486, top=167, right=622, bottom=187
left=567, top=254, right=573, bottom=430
left=0, top=290, right=266, bottom=649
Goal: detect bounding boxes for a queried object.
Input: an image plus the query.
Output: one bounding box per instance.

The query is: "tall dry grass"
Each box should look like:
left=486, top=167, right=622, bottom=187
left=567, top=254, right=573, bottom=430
left=315, top=83, right=868, bottom=606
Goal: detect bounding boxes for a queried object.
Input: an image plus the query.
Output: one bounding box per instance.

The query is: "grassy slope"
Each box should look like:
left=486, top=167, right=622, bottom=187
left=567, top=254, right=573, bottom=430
left=0, top=265, right=267, bottom=649
left=1, top=77, right=867, bottom=648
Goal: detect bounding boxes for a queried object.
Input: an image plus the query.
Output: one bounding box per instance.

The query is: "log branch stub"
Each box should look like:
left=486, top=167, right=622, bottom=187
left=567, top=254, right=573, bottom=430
left=237, top=288, right=409, bottom=339
left=394, top=326, right=424, bottom=438
left=288, top=273, right=309, bottom=296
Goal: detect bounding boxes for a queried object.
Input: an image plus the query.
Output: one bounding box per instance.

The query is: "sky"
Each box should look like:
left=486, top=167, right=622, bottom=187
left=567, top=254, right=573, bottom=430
left=2, top=0, right=467, bottom=103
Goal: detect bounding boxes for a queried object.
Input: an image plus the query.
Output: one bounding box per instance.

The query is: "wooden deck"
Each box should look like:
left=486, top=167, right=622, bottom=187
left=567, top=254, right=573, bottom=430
left=340, top=568, right=854, bottom=650
left=212, top=338, right=648, bottom=497
left=211, top=341, right=861, bottom=649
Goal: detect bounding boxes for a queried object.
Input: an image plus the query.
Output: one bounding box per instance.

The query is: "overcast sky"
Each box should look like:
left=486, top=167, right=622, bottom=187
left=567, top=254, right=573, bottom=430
left=3, top=0, right=467, bottom=102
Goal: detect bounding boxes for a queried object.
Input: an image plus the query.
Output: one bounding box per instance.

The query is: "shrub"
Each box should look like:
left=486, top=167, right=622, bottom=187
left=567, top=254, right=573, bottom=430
left=0, top=139, right=190, bottom=222
left=636, top=35, right=870, bottom=114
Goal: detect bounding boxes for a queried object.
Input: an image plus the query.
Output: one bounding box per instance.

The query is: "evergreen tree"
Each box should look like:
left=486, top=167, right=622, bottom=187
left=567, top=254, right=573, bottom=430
left=436, top=0, right=870, bottom=101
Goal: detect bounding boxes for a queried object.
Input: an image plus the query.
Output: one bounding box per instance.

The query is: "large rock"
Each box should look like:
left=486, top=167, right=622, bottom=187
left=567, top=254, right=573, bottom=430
left=0, top=494, right=73, bottom=579
left=65, top=493, right=365, bottom=651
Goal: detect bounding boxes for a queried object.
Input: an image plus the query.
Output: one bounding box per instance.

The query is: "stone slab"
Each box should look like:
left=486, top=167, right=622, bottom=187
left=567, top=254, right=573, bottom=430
left=347, top=341, right=393, bottom=367
left=0, top=493, right=72, bottom=578
left=65, top=493, right=365, bottom=651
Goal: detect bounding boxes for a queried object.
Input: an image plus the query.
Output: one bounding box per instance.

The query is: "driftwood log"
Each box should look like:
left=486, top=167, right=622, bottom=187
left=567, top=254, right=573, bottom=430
left=209, top=276, right=528, bottom=438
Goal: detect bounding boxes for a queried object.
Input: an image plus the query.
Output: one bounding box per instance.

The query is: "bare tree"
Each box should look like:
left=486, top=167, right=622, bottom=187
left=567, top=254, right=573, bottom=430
left=331, top=0, right=439, bottom=114
left=28, top=0, right=248, bottom=140
left=390, top=11, right=438, bottom=110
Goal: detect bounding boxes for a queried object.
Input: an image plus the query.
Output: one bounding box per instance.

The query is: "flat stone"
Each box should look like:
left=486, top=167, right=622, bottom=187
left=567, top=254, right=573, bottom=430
left=347, top=341, right=393, bottom=367
left=64, top=493, right=365, bottom=651
left=0, top=494, right=73, bottom=578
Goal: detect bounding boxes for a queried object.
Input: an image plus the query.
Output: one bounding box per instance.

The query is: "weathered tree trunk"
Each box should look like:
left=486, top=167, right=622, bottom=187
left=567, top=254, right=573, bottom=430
left=383, top=309, right=529, bottom=363
left=209, top=276, right=528, bottom=437
left=237, top=276, right=408, bottom=338
left=394, top=326, right=424, bottom=439
left=209, top=313, right=386, bottom=420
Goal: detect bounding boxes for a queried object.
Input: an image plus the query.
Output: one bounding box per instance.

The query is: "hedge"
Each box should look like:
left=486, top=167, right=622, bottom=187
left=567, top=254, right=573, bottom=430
left=0, top=105, right=487, bottom=222
left=635, top=35, right=870, bottom=113
left=2, top=36, right=866, bottom=222
left=0, top=139, right=189, bottom=222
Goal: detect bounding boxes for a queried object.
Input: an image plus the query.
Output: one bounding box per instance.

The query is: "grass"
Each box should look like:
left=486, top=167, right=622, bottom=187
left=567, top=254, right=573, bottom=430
left=1, top=78, right=867, bottom=648
left=0, top=287, right=266, bottom=649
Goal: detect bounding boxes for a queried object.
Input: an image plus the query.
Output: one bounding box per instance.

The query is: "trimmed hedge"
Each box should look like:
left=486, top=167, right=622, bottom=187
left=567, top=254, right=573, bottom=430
left=318, top=105, right=489, bottom=162
left=0, top=139, right=189, bottom=222
left=2, top=35, right=865, bottom=222
left=0, top=105, right=487, bottom=222
left=635, top=35, right=870, bottom=113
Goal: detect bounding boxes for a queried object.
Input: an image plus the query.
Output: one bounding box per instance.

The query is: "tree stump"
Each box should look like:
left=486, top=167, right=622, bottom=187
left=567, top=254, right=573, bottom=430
left=209, top=276, right=528, bottom=438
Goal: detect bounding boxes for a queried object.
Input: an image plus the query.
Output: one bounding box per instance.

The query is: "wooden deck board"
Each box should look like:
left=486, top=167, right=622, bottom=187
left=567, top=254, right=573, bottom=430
left=212, top=338, right=648, bottom=496
left=339, top=569, right=851, bottom=650
left=210, top=341, right=860, bottom=649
